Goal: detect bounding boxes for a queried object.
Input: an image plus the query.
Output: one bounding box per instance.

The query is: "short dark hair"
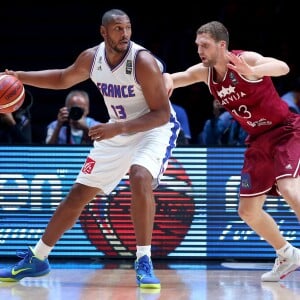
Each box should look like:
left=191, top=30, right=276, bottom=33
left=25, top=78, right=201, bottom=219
left=101, top=9, right=128, bottom=26
left=197, top=21, right=229, bottom=46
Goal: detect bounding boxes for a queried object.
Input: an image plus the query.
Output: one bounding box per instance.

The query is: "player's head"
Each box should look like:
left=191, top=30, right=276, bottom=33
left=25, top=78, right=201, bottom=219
left=197, top=21, right=229, bottom=47
left=100, top=9, right=131, bottom=53
left=195, top=21, right=229, bottom=67
left=101, top=9, right=129, bottom=26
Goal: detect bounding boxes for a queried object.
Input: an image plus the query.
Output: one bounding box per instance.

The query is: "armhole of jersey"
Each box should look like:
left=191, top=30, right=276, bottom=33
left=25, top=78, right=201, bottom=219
left=89, top=45, right=101, bottom=78
left=153, top=54, right=166, bottom=73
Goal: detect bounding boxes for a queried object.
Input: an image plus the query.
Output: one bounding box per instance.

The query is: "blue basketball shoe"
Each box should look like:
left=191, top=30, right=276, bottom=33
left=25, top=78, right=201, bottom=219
left=0, top=247, right=50, bottom=282
left=135, top=255, right=161, bottom=289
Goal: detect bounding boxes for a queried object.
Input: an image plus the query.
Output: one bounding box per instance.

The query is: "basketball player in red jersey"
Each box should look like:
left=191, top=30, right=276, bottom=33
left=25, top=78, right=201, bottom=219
left=164, top=21, right=300, bottom=282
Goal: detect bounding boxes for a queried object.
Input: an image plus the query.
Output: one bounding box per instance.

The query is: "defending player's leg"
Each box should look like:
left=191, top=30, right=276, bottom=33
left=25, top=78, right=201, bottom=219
left=261, top=246, right=300, bottom=281
left=261, top=176, right=300, bottom=281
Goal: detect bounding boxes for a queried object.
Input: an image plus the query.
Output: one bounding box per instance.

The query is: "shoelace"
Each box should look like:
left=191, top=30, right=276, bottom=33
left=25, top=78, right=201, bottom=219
left=271, top=256, right=286, bottom=272
left=137, top=260, right=152, bottom=275
left=15, top=250, right=31, bottom=266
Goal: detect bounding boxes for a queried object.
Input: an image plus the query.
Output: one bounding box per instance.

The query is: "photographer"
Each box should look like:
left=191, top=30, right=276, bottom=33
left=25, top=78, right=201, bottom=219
left=46, top=90, right=100, bottom=144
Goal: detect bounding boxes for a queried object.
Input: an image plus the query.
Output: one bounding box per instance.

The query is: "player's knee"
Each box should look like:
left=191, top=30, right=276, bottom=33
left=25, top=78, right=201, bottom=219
left=277, top=177, right=300, bottom=200
left=129, top=165, right=152, bottom=186
left=238, top=203, right=257, bottom=224
left=278, top=185, right=295, bottom=200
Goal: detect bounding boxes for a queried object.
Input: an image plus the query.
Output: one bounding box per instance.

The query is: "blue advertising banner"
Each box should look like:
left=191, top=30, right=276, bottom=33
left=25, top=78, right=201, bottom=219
left=0, top=146, right=298, bottom=259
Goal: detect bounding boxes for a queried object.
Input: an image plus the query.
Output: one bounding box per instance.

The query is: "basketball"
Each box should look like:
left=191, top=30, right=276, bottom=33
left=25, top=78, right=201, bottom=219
left=0, top=75, right=25, bottom=113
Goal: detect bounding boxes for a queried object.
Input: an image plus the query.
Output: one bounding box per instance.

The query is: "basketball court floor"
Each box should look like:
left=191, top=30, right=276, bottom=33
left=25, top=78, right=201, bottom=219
left=0, top=259, right=299, bottom=300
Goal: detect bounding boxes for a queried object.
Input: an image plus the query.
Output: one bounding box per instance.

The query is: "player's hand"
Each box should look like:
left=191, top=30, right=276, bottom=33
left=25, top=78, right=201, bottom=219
left=163, top=73, right=174, bottom=98
left=88, top=123, right=121, bottom=141
left=226, top=52, right=254, bottom=76
left=0, top=69, right=18, bottom=78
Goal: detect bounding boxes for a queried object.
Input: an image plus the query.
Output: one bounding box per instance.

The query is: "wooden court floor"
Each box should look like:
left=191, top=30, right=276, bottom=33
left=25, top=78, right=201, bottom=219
left=0, top=259, right=300, bottom=300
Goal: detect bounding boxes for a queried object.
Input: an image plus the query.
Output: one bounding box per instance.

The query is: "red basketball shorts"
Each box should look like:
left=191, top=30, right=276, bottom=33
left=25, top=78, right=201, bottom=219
left=240, top=113, right=300, bottom=197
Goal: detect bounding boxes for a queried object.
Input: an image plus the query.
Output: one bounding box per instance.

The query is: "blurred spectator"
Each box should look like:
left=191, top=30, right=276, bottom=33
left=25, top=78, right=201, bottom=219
left=221, top=112, right=248, bottom=146
left=281, top=77, right=300, bottom=114
left=198, top=99, right=227, bottom=145
left=172, top=103, right=191, bottom=145
left=198, top=99, right=247, bottom=146
left=0, top=90, right=33, bottom=144
left=46, top=90, right=100, bottom=144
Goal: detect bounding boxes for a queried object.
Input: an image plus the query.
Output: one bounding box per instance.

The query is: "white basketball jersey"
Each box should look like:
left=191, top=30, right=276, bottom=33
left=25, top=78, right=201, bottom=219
left=90, top=41, right=165, bottom=122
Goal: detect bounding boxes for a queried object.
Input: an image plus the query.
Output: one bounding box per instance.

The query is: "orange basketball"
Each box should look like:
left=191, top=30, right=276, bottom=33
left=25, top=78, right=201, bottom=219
left=0, top=75, right=25, bottom=113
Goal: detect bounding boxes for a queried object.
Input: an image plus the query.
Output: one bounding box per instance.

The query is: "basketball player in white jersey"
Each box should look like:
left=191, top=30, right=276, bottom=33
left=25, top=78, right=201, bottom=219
left=0, top=9, right=180, bottom=289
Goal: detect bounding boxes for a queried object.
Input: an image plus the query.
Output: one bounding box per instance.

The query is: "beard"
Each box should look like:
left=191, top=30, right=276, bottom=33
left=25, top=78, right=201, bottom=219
left=202, top=57, right=217, bottom=68
left=107, top=37, right=129, bottom=53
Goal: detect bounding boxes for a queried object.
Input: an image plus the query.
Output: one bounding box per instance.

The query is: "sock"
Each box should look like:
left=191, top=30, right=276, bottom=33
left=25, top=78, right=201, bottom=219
left=136, top=245, right=151, bottom=260
left=33, top=239, right=54, bottom=260
left=276, top=242, right=294, bottom=258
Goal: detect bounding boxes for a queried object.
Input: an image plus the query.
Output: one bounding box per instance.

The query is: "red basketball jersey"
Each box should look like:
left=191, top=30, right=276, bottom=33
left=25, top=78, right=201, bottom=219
left=208, top=50, right=289, bottom=136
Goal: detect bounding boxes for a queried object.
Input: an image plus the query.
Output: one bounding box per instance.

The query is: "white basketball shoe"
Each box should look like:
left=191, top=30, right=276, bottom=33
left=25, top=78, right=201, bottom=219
left=261, top=247, right=300, bottom=282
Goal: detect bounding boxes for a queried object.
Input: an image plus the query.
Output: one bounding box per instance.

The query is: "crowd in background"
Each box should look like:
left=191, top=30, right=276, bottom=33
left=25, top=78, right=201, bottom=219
left=0, top=1, right=299, bottom=145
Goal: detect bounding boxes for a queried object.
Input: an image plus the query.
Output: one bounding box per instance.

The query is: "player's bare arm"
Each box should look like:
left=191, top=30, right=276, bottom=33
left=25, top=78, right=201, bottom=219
left=3, top=47, right=98, bottom=89
left=227, top=51, right=289, bottom=79
left=164, top=63, right=208, bottom=97
left=173, top=63, right=208, bottom=88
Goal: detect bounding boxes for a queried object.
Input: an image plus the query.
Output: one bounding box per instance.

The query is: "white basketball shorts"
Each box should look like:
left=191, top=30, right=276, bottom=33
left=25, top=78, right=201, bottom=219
left=76, top=122, right=179, bottom=194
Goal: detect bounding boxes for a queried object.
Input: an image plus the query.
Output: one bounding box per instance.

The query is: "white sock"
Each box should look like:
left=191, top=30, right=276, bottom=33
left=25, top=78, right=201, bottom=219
left=33, top=239, right=54, bottom=260
left=276, top=242, right=294, bottom=258
left=136, top=245, right=151, bottom=260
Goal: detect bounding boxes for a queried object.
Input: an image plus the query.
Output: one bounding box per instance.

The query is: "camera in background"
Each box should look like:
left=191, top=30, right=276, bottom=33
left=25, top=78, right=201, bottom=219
left=68, top=106, right=84, bottom=121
